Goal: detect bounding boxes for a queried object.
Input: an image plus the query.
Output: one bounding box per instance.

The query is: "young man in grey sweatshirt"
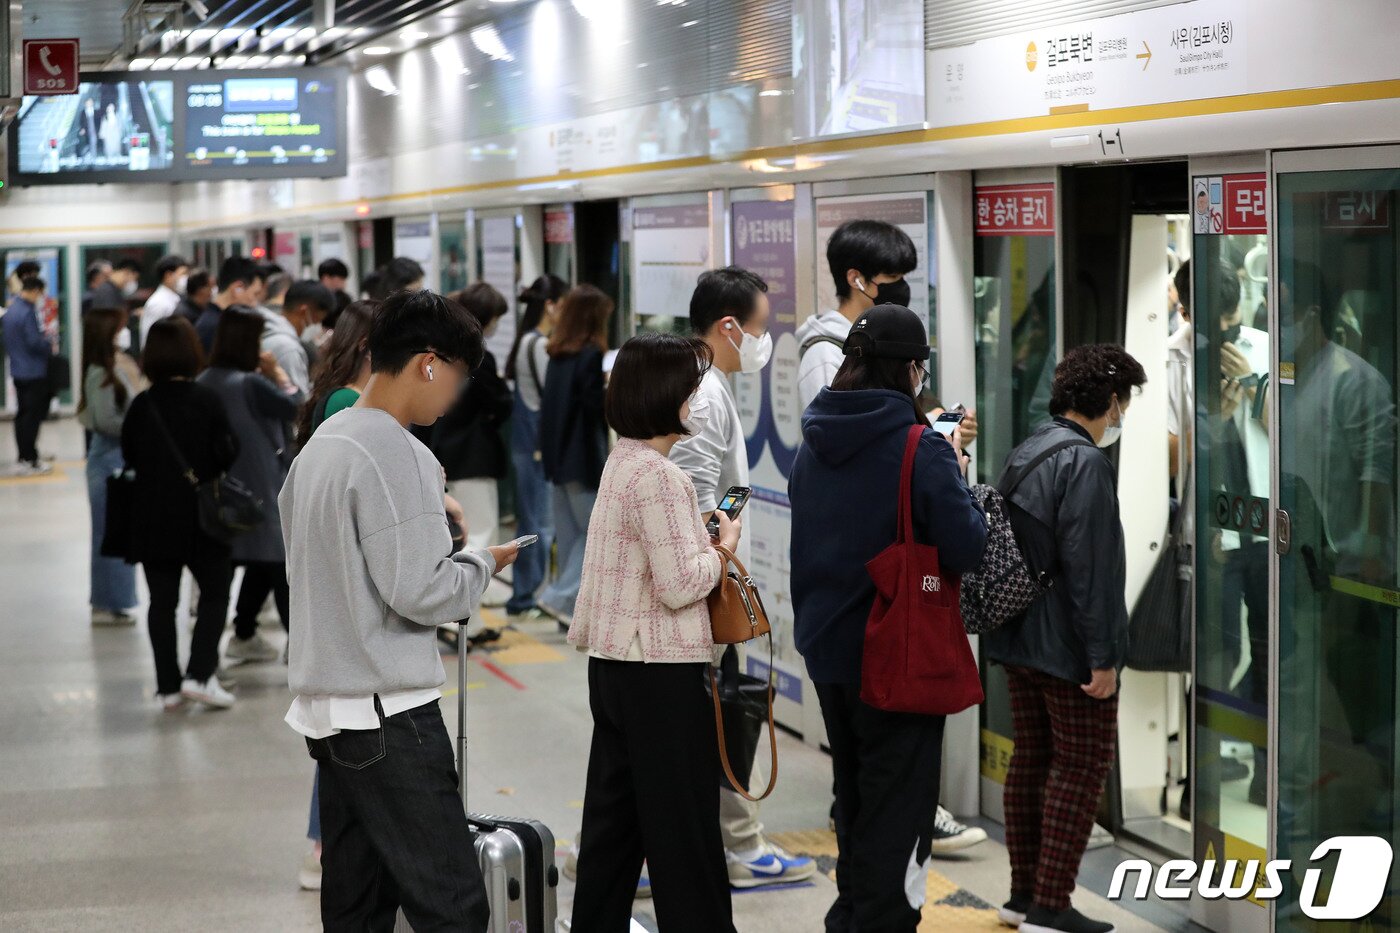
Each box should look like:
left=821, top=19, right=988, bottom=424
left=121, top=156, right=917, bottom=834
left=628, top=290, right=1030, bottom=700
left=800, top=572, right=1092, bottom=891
left=282, top=289, right=518, bottom=931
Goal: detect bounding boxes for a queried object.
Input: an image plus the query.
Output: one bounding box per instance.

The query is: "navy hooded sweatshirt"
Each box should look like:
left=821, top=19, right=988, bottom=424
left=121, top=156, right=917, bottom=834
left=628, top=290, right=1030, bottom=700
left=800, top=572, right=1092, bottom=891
left=789, top=388, right=988, bottom=685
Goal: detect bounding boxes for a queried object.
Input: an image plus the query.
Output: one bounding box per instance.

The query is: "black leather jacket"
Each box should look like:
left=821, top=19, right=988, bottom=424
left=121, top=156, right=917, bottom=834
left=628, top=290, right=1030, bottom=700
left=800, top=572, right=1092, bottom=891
left=984, top=418, right=1128, bottom=684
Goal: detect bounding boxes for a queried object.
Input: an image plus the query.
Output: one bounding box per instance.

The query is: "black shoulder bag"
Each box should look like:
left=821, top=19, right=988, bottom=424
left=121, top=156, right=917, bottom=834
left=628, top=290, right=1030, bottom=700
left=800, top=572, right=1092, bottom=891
left=148, top=400, right=265, bottom=543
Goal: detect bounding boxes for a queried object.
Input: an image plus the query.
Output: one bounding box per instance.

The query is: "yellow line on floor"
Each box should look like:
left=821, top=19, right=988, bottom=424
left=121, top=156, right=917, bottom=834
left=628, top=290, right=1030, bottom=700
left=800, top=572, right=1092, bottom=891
left=0, top=467, right=67, bottom=484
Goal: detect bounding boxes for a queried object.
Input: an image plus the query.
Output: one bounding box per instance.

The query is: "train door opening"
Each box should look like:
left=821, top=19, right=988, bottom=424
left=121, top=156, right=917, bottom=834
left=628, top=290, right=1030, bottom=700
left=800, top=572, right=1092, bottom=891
left=573, top=199, right=624, bottom=345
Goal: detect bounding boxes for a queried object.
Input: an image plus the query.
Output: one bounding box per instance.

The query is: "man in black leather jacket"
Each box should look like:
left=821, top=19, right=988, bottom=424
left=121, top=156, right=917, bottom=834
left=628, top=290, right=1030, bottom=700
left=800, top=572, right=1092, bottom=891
left=985, top=344, right=1146, bottom=933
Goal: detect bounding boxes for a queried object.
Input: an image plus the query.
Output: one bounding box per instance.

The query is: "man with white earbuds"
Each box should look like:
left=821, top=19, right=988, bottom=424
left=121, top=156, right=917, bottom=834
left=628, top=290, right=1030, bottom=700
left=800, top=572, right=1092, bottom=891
left=670, top=266, right=819, bottom=891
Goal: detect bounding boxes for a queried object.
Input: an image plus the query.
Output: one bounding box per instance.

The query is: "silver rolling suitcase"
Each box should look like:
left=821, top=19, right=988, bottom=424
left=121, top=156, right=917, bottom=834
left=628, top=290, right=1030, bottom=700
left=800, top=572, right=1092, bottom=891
left=396, top=620, right=560, bottom=933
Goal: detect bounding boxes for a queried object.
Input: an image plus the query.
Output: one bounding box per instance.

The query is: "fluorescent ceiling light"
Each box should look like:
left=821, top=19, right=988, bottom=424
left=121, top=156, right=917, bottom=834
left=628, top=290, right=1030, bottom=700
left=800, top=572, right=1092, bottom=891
left=681, top=20, right=699, bottom=27
left=365, top=65, right=399, bottom=96
left=431, top=40, right=470, bottom=74
left=759, top=88, right=784, bottom=97
left=129, top=58, right=154, bottom=70
left=151, top=57, right=176, bottom=70
left=363, top=46, right=392, bottom=55
left=401, top=30, right=429, bottom=42
left=470, top=24, right=513, bottom=61
left=176, top=56, right=205, bottom=69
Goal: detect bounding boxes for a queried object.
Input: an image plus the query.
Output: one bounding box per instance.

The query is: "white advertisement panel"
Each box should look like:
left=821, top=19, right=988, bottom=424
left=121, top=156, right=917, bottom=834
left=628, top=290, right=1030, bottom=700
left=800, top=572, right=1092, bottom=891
left=794, top=0, right=926, bottom=139
left=631, top=202, right=712, bottom=328
left=479, top=215, right=518, bottom=375
left=392, top=217, right=436, bottom=292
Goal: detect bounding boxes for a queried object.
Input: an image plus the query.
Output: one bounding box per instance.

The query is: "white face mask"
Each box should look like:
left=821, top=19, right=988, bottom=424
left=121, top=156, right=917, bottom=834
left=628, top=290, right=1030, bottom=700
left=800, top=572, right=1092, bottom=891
left=726, top=325, right=773, bottom=374
left=175, top=274, right=189, bottom=294
left=681, top=391, right=711, bottom=436
left=1098, top=397, right=1125, bottom=448
left=121, top=278, right=138, bottom=297
left=114, top=328, right=132, bottom=352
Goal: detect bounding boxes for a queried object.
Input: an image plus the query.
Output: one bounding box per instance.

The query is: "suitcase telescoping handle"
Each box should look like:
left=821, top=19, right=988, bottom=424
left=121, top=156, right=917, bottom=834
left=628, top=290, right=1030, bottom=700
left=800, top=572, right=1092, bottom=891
left=457, top=619, right=469, bottom=806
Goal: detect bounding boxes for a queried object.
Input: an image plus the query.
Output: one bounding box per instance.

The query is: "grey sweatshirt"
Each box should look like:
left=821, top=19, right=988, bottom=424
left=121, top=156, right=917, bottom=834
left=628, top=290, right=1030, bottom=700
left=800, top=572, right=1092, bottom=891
left=280, top=406, right=496, bottom=696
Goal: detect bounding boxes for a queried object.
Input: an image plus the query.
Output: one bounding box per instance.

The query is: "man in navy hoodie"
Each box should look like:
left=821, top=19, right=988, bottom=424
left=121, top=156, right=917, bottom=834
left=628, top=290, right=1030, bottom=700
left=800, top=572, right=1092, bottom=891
left=789, top=304, right=986, bottom=931
left=3, top=274, right=57, bottom=475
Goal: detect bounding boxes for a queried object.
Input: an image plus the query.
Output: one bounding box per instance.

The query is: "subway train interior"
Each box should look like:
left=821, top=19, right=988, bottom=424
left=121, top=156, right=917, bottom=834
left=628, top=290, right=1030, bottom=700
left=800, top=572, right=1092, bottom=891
left=2, top=0, right=1400, bottom=930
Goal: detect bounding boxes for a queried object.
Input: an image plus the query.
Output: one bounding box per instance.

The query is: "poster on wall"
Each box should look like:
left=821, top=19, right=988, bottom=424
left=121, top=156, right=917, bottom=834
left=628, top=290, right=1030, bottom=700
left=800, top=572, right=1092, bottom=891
left=730, top=199, right=807, bottom=728
left=479, top=215, right=517, bottom=375
left=813, top=192, right=931, bottom=330
left=631, top=202, right=711, bottom=333
left=793, top=0, right=926, bottom=139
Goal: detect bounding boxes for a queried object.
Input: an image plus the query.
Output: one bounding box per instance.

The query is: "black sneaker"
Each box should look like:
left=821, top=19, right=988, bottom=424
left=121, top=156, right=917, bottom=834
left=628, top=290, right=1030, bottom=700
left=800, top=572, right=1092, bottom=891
left=1021, top=906, right=1116, bottom=933
left=999, top=894, right=1032, bottom=927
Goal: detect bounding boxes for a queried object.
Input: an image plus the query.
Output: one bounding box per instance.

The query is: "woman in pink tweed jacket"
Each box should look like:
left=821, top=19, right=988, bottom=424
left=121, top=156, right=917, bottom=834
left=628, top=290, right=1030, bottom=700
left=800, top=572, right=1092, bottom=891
left=567, top=332, right=742, bottom=933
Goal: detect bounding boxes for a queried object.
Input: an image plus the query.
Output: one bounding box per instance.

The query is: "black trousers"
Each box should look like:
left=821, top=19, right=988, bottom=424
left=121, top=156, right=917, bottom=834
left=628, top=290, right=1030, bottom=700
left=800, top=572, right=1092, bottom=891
left=13, top=377, right=52, bottom=464
left=815, top=681, right=946, bottom=933
left=142, top=555, right=232, bottom=695
left=309, top=698, right=490, bottom=933
left=233, top=560, right=289, bottom=639
left=572, top=658, right=736, bottom=933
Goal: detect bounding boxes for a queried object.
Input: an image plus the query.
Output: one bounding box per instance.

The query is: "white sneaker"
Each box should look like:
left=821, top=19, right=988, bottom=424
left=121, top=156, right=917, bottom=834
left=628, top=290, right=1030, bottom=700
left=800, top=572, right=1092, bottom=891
left=929, top=805, right=988, bottom=854
left=158, top=692, right=185, bottom=711
left=225, top=632, right=279, bottom=662
left=725, top=842, right=817, bottom=888
left=299, top=848, right=322, bottom=891
left=91, top=608, right=137, bottom=626
left=181, top=674, right=235, bottom=709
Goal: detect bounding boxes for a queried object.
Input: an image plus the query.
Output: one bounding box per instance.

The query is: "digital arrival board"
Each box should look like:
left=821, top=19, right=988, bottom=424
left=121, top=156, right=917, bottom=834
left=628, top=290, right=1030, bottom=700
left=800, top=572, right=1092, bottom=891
left=184, top=74, right=344, bottom=179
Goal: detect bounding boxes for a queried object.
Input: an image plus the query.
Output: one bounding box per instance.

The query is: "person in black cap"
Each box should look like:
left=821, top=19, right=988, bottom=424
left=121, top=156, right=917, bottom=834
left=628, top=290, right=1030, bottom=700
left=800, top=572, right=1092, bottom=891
left=788, top=303, right=988, bottom=932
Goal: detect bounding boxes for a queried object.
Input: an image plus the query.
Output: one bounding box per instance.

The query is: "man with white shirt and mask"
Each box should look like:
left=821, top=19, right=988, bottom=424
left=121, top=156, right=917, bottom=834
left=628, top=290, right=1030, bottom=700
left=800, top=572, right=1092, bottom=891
left=137, top=254, right=189, bottom=348
left=667, top=267, right=820, bottom=889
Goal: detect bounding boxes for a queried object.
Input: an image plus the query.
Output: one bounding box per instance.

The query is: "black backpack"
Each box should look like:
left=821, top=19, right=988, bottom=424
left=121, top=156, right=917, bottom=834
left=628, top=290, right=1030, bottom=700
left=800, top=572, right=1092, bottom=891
left=959, top=438, right=1092, bottom=634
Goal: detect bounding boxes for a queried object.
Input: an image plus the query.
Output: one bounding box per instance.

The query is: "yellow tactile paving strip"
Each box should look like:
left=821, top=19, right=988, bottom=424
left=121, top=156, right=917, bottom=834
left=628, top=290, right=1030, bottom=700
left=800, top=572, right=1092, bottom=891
left=767, top=829, right=1005, bottom=931
left=0, top=464, right=68, bottom=484
left=473, top=618, right=566, bottom=665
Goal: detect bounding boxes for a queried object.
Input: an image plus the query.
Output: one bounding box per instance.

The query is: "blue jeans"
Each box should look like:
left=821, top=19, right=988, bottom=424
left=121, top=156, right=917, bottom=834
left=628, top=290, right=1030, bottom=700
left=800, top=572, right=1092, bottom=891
left=538, top=482, right=596, bottom=619
left=506, top=399, right=555, bottom=615
left=86, top=433, right=137, bottom=612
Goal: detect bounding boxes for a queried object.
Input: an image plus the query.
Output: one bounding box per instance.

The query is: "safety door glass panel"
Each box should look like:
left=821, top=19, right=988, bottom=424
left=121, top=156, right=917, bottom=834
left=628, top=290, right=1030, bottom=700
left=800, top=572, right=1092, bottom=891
left=972, top=182, right=1056, bottom=802
left=1191, top=172, right=1272, bottom=873
left=1276, top=166, right=1400, bottom=929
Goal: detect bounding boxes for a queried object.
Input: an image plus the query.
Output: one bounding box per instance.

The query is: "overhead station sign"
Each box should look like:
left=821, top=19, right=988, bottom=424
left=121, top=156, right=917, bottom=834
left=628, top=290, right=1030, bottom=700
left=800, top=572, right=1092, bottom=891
left=928, top=0, right=1249, bottom=126
left=184, top=74, right=344, bottom=179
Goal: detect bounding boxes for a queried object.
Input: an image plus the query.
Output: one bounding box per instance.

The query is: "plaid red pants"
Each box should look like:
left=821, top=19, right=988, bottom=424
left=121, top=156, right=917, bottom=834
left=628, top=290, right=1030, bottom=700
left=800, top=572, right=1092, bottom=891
left=1003, top=664, right=1118, bottom=912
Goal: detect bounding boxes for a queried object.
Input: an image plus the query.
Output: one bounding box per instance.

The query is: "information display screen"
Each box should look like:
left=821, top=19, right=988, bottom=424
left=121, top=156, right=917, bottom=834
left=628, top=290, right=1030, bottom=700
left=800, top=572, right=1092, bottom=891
left=11, top=78, right=176, bottom=183
left=7, top=68, right=346, bottom=186
left=183, top=73, right=344, bottom=179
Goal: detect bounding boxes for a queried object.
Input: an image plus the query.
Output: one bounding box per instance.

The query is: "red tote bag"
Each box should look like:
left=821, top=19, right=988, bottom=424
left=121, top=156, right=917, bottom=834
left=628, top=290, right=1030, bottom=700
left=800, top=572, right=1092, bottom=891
left=860, top=425, right=984, bottom=716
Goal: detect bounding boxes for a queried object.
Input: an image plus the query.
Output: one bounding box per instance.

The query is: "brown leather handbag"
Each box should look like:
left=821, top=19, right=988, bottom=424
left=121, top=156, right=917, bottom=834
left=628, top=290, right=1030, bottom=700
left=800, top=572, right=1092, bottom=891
left=707, top=543, right=778, bottom=802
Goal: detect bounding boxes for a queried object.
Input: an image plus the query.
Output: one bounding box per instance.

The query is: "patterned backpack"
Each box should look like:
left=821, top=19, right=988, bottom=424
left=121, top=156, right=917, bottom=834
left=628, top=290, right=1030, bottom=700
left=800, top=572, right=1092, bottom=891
left=959, top=438, right=1092, bottom=634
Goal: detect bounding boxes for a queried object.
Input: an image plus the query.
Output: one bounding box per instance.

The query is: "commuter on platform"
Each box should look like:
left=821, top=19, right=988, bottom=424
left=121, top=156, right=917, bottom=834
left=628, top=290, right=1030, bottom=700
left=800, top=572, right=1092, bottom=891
left=282, top=289, right=517, bottom=930
left=789, top=304, right=987, bottom=932
left=296, top=299, right=376, bottom=445
left=671, top=267, right=818, bottom=887
left=317, top=257, right=353, bottom=317
left=107, top=258, right=143, bottom=311
left=2, top=273, right=57, bottom=475
left=259, top=280, right=334, bottom=396
left=203, top=256, right=267, bottom=355
left=429, top=284, right=514, bottom=605
left=288, top=297, right=376, bottom=894
left=504, top=274, right=567, bottom=619
left=385, top=256, right=426, bottom=293
left=198, top=309, right=304, bottom=663
left=138, top=254, right=189, bottom=348
left=82, top=259, right=117, bottom=314
left=568, top=332, right=741, bottom=933
left=261, top=271, right=291, bottom=317
left=78, top=307, right=143, bottom=626
left=985, top=344, right=1146, bottom=933
left=121, top=317, right=241, bottom=710
left=537, top=284, right=613, bottom=624
left=797, top=219, right=918, bottom=410
left=177, top=268, right=216, bottom=339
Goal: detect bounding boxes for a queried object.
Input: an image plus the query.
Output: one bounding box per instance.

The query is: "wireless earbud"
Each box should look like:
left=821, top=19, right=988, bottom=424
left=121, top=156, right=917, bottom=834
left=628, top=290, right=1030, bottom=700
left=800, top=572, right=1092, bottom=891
left=427, top=365, right=434, bottom=381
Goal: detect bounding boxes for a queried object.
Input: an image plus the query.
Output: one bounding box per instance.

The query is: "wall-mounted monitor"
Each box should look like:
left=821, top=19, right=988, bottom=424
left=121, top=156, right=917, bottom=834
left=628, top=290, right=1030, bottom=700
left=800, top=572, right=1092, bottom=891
left=10, top=77, right=177, bottom=184
left=182, top=71, right=345, bottom=180
left=7, top=67, right=347, bottom=186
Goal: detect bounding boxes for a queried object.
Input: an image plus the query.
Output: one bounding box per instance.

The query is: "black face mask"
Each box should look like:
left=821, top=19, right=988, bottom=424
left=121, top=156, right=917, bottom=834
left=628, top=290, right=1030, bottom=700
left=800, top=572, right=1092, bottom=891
left=864, top=277, right=911, bottom=309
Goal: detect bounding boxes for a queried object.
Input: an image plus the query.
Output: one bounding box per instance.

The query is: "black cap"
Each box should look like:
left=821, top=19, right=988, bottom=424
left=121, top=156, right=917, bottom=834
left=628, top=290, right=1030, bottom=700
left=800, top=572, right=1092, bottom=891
left=843, top=303, right=930, bottom=361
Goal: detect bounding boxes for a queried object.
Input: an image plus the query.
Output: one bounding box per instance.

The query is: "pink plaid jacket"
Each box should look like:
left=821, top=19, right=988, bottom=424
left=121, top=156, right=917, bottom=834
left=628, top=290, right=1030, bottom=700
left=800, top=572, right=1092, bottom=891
left=568, top=438, right=722, bottom=662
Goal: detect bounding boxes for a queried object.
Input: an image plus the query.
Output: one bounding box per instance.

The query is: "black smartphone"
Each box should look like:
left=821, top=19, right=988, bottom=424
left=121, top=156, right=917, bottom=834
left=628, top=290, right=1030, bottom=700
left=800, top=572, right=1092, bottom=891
left=708, top=486, right=752, bottom=535
left=932, top=410, right=966, bottom=438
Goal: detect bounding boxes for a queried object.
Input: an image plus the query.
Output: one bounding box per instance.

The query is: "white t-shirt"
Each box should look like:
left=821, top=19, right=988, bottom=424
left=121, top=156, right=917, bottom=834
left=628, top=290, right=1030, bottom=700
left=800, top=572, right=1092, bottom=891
left=138, top=284, right=182, bottom=348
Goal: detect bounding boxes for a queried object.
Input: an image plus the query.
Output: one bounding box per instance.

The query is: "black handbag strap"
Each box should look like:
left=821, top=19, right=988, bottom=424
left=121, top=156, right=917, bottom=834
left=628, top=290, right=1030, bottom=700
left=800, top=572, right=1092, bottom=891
left=146, top=397, right=199, bottom=487
left=999, top=436, right=1094, bottom=498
